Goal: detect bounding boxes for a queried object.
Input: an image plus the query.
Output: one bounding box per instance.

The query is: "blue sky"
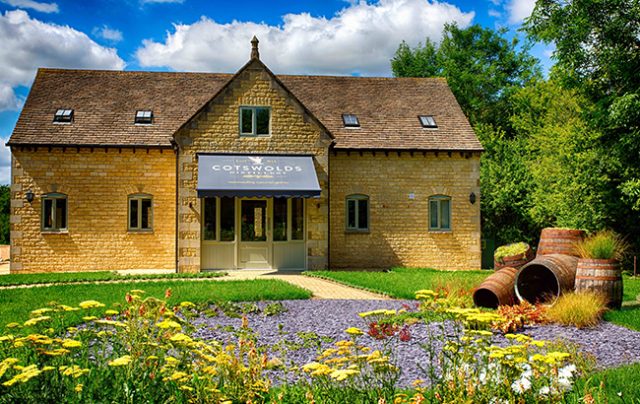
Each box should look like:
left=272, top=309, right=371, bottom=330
left=0, top=0, right=549, bottom=184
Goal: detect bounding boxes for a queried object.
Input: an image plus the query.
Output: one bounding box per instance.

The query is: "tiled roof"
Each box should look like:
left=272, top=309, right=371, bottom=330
left=9, top=68, right=482, bottom=151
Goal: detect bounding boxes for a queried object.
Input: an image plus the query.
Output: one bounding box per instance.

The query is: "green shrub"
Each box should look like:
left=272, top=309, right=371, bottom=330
left=494, top=242, right=529, bottom=261
left=574, top=230, right=628, bottom=260
left=547, top=291, right=607, bottom=328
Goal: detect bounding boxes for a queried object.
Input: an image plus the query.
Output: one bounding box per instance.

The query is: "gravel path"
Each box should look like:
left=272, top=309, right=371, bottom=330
left=192, top=300, right=640, bottom=387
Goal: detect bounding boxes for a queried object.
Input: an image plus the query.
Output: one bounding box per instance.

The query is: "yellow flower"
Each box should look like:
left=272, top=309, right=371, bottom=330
left=0, top=358, right=19, bottom=378
left=2, top=364, right=41, bottom=386
left=82, top=316, right=98, bottom=321
left=62, top=339, right=82, bottom=348
left=79, top=300, right=105, bottom=309
left=5, top=322, right=21, bottom=328
left=168, top=371, right=189, bottom=382
left=156, top=319, right=182, bottom=329
left=0, top=335, right=14, bottom=342
left=94, top=319, right=127, bottom=328
left=108, top=355, right=132, bottom=367
left=67, top=327, right=78, bottom=333
left=59, top=305, right=79, bottom=312
left=147, top=355, right=158, bottom=361
left=179, top=385, right=193, bottom=392
left=75, top=384, right=83, bottom=393
left=180, top=301, right=196, bottom=308
left=170, top=333, right=193, bottom=344
left=30, top=308, right=53, bottom=316
left=24, top=316, right=51, bottom=327
left=105, top=309, right=119, bottom=316
left=345, top=327, right=364, bottom=336
left=62, top=365, right=90, bottom=378
left=330, top=369, right=359, bottom=381
left=130, top=289, right=145, bottom=294
left=43, top=348, right=70, bottom=356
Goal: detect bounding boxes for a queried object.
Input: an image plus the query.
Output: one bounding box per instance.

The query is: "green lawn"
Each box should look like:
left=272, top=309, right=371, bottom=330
left=567, top=362, right=640, bottom=403
left=0, top=279, right=310, bottom=332
left=306, top=267, right=489, bottom=299
left=0, top=270, right=225, bottom=287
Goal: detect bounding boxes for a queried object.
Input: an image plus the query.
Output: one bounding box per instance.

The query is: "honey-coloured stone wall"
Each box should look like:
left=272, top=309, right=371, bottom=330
left=329, top=151, right=481, bottom=270
left=10, top=147, right=176, bottom=273
left=175, top=62, right=332, bottom=273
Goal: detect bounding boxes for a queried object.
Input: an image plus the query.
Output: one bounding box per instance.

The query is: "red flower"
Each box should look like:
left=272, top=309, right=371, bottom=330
left=165, top=288, right=172, bottom=299
left=399, top=326, right=411, bottom=342
left=125, top=293, right=133, bottom=304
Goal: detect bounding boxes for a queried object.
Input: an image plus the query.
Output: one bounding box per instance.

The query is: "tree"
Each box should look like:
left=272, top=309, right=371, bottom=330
left=525, top=0, right=640, bottom=249
left=391, top=23, right=540, bottom=130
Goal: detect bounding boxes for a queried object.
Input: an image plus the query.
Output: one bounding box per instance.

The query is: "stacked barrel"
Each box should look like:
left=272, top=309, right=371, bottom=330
left=474, top=228, right=624, bottom=309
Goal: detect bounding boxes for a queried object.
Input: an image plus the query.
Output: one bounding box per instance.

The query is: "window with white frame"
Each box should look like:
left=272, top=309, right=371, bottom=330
left=240, top=106, right=270, bottom=136
left=128, top=194, right=153, bottom=231
left=42, top=193, right=68, bottom=231
left=346, top=194, right=369, bottom=231
left=273, top=197, right=304, bottom=241
left=429, top=195, right=451, bottom=231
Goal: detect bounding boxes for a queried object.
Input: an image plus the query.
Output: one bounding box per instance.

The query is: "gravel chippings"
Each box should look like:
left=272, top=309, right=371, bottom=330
left=192, top=300, right=640, bottom=387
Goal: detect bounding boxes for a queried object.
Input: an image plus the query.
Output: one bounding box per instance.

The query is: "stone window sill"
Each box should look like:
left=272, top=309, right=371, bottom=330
left=345, top=229, right=370, bottom=234
left=41, top=230, right=69, bottom=235
left=128, top=229, right=154, bottom=234
left=429, top=229, right=452, bottom=234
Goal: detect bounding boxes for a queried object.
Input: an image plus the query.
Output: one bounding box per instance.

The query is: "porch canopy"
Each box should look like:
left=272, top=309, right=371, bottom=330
left=197, top=154, right=321, bottom=198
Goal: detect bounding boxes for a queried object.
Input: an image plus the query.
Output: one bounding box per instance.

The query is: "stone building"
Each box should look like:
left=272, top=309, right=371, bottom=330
left=7, top=39, right=483, bottom=273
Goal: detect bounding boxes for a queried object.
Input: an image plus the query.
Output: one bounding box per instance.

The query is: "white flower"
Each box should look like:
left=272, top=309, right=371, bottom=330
left=558, top=364, right=576, bottom=379
left=539, top=386, right=551, bottom=396
left=511, top=376, right=532, bottom=394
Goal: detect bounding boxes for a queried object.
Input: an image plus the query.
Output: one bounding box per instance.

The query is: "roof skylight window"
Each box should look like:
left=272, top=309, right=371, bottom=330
left=53, top=109, right=73, bottom=123
left=419, top=115, right=437, bottom=128
left=135, top=110, right=153, bottom=124
left=342, top=114, right=360, bottom=128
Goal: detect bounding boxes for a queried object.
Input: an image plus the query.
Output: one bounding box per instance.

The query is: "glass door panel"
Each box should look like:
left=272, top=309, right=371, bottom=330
left=241, top=200, right=267, bottom=242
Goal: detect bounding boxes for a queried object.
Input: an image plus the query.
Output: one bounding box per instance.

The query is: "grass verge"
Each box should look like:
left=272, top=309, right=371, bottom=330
left=0, top=279, right=310, bottom=332
left=0, top=271, right=225, bottom=287
left=305, top=267, right=489, bottom=299
left=567, top=362, right=640, bottom=403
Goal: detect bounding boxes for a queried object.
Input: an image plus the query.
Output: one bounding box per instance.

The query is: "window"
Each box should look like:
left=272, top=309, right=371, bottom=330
left=273, top=198, right=305, bottom=241
left=429, top=195, right=451, bottom=230
left=128, top=194, right=153, bottom=231
left=53, top=109, right=73, bottom=123
left=135, top=110, right=153, bottom=124
left=42, top=193, right=67, bottom=231
left=342, top=114, right=360, bottom=127
left=346, top=194, right=369, bottom=231
left=419, top=115, right=437, bottom=128
left=240, top=106, right=270, bottom=136
left=202, top=197, right=235, bottom=241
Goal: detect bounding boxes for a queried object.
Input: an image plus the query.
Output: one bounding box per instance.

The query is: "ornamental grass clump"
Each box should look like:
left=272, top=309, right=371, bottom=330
left=494, top=242, right=529, bottom=262
left=574, top=230, right=628, bottom=260
left=547, top=291, right=608, bottom=328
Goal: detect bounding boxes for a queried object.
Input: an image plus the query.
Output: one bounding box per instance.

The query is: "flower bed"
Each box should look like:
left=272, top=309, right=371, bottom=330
left=1, top=289, right=639, bottom=402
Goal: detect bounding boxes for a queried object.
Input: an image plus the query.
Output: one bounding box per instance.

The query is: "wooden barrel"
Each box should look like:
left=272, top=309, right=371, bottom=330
left=473, top=267, right=519, bottom=309
left=537, top=228, right=586, bottom=257
left=515, top=254, right=579, bottom=304
left=494, top=244, right=534, bottom=270
left=575, top=259, right=623, bottom=309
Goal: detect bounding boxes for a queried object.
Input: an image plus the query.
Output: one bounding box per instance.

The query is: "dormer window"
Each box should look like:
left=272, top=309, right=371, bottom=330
left=419, top=115, right=437, bottom=128
left=342, top=114, right=360, bottom=128
left=135, top=110, right=153, bottom=124
left=53, top=109, right=73, bottom=123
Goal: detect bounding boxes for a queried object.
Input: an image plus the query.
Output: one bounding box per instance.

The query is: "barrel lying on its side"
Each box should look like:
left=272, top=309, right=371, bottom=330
left=515, top=254, right=579, bottom=304
left=473, top=266, right=519, bottom=309
left=575, top=259, right=623, bottom=309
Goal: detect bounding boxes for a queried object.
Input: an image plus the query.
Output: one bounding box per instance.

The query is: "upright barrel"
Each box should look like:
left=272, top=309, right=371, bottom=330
left=494, top=243, right=534, bottom=270
left=515, top=254, right=579, bottom=303
left=575, top=259, right=623, bottom=309
left=537, top=228, right=586, bottom=257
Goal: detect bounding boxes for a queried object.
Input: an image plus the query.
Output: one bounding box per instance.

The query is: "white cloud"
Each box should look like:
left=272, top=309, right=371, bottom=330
left=0, top=10, right=125, bottom=111
left=506, top=0, right=535, bottom=24
left=0, top=136, right=10, bottom=185
left=488, top=9, right=501, bottom=18
left=0, top=0, right=58, bottom=13
left=93, top=25, right=123, bottom=42
left=0, top=83, right=22, bottom=111
left=136, top=0, right=474, bottom=76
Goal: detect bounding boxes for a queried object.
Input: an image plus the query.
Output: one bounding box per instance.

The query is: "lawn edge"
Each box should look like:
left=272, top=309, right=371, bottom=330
left=303, top=271, right=397, bottom=299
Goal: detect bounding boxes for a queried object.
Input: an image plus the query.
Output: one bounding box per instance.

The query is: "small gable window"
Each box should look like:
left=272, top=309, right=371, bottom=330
left=240, top=106, right=270, bottom=136
left=429, top=195, right=451, bottom=231
left=419, top=115, right=437, bottom=128
left=53, top=109, right=74, bottom=123
left=346, top=194, right=369, bottom=232
left=42, top=193, right=68, bottom=232
left=342, top=114, right=360, bottom=128
left=128, top=194, right=153, bottom=231
left=135, top=110, right=153, bottom=124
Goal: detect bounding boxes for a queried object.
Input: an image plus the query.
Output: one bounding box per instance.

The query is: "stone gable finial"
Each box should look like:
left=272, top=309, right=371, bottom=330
left=251, top=36, right=260, bottom=60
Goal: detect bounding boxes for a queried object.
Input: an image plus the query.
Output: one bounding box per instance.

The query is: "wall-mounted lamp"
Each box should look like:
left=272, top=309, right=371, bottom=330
left=25, top=190, right=34, bottom=203
left=469, top=192, right=477, bottom=205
